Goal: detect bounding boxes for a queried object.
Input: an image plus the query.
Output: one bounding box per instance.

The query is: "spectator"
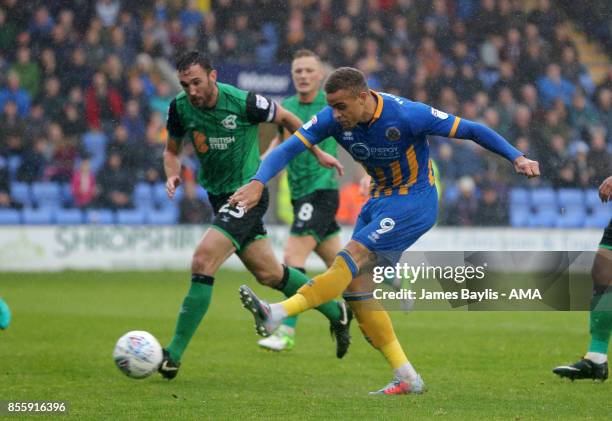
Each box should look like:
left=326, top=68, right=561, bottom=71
left=569, top=91, right=600, bottom=140
left=595, top=88, right=612, bottom=141
left=179, top=180, right=213, bottom=224
left=446, top=176, right=479, bottom=226
left=71, top=158, right=97, bottom=208
left=0, top=101, right=25, bottom=145
left=96, top=0, right=120, bottom=27
left=10, top=47, right=40, bottom=98
left=17, top=137, right=49, bottom=183
left=0, top=158, right=16, bottom=208
left=96, top=152, right=133, bottom=210
left=0, top=8, right=17, bottom=55
left=0, top=72, right=31, bottom=117
left=45, top=123, right=75, bottom=183
left=478, top=183, right=509, bottom=226
left=587, top=126, right=612, bottom=185
left=537, top=63, right=576, bottom=109
left=40, top=76, right=63, bottom=122
left=85, top=72, right=123, bottom=133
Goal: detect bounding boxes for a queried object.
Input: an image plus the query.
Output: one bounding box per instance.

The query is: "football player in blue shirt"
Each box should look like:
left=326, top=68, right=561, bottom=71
left=230, top=67, right=540, bottom=395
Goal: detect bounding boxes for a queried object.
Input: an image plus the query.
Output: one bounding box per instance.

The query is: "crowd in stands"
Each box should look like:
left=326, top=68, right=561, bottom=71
left=0, top=0, right=610, bottom=227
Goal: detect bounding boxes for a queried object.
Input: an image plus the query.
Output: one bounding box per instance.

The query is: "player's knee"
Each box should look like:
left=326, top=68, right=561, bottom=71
left=191, top=248, right=216, bottom=274
left=252, top=266, right=283, bottom=287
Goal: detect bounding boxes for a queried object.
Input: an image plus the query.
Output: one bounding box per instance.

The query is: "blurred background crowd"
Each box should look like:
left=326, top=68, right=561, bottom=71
left=0, top=0, right=611, bottom=227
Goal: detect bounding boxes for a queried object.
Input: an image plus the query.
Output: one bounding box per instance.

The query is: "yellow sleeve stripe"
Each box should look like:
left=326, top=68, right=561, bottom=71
left=295, top=131, right=313, bottom=149
left=448, top=117, right=461, bottom=138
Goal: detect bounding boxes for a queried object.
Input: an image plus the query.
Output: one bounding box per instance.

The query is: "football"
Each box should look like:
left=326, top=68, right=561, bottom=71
left=113, top=331, right=163, bottom=379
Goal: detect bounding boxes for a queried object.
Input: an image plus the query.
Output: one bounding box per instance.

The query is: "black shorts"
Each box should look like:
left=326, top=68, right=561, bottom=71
left=600, top=218, right=612, bottom=249
left=290, top=189, right=340, bottom=243
left=208, top=188, right=269, bottom=252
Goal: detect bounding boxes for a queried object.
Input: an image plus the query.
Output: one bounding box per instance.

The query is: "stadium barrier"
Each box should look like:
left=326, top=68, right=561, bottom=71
left=0, top=226, right=603, bottom=272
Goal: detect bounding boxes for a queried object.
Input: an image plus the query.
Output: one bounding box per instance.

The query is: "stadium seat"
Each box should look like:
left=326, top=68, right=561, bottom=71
left=509, top=205, right=530, bottom=227
left=557, top=189, right=584, bottom=209
left=7, top=155, right=22, bottom=180
left=556, top=205, right=586, bottom=228
left=60, top=183, right=74, bottom=207
left=82, top=130, right=108, bottom=173
left=10, top=182, right=31, bottom=207
left=530, top=204, right=558, bottom=227
left=585, top=189, right=602, bottom=211
left=509, top=188, right=529, bottom=206
left=22, top=207, right=54, bottom=224
left=55, top=208, right=83, bottom=225
left=147, top=207, right=178, bottom=225
left=584, top=205, right=612, bottom=228
left=530, top=188, right=556, bottom=207
left=0, top=208, right=20, bottom=224
left=117, top=209, right=146, bottom=225
left=85, top=209, right=115, bottom=225
left=154, top=183, right=183, bottom=208
left=133, top=183, right=154, bottom=209
left=32, top=182, right=62, bottom=208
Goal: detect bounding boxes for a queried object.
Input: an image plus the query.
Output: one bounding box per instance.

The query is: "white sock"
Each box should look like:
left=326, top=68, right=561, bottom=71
left=585, top=352, right=608, bottom=364
left=269, top=303, right=287, bottom=323
left=394, top=362, right=418, bottom=383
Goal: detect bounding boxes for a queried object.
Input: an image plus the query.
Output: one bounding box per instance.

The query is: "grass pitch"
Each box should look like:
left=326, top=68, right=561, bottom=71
left=1, top=271, right=609, bottom=420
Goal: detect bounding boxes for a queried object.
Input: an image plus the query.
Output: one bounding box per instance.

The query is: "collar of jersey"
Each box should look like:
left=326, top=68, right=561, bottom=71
left=367, top=90, right=384, bottom=127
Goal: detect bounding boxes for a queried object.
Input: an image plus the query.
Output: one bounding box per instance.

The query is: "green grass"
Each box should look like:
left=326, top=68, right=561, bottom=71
left=1, top=271, right=609, bottom=420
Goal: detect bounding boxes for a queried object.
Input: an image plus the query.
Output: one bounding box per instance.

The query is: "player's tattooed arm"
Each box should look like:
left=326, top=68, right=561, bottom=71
left=164, top=137, right=183, bottom=199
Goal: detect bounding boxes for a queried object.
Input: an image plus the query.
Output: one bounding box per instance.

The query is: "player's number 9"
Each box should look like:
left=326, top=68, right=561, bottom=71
left=376, top=218, right=395, bottom=234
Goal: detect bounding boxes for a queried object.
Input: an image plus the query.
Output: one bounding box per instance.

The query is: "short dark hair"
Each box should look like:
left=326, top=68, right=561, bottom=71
left=324, top=67, right=368, bottom=96
left=293, top=49, right=319, bottom=61
left=175, top=51, right=213, bottom=73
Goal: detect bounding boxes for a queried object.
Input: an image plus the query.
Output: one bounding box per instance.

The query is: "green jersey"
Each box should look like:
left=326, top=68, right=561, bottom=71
left=166, top=82, right=276, bottom=195
left=282, top=90, right=338, bottom=199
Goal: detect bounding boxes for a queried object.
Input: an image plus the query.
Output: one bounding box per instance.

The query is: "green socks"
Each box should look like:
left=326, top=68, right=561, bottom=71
left=279, top=266, right=341, bottom=323
left=588, top=291, right=612, bottom=354
left=167, top=274, right=214, bottom=363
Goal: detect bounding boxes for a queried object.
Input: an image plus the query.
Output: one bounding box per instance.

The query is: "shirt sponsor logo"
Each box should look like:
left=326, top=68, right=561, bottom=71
left=209, top=136, right=236, bottom=150
left=431, top=107, right=449, bottom=120
left=221, top=114, right=237, bottom=130
left=349, top=143, right=371, bottom=160
left=349, top=143, right=400, bottom=160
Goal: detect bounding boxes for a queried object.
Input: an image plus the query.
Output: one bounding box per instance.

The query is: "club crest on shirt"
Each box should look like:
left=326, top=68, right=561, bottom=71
left=221, top=114, right=237, bottom=130
left=385, top=127, right=401, bottom=141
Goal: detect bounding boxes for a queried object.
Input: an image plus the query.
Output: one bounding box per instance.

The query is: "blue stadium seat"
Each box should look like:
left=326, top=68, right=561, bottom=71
left=133, top=183, right=153, bottom=209
left=147, top=207, right=178, bottom=225
left=85, top=209, right=115, bottom=225
left=509, top=205, right=530, bottom=227
left=530, top=188, right=556, bottom=207
left=585, top=189, right=602, bottom=211
left=117, top=209, right=146, bottom=225
left=530, top=204, right=557, bottom=227
left=557, top=205, right=586, bottom=228
left=10, top=182, right=31, bottom=207
left=557, top=189, right=584, bottom=209
left=22, top=207, right=54, bottom=224
left=154, top=183, right=184, bottom=208
left=60, top=183, right=74, bottom=207
left=585, top=205, right=612, bottom=228
left=55, top=208, right=83, bottom=225
left=509, top=188, right=529, bottom=206
left=0, top=208, right=20, bottom=224
left=7, top=155, right=22, bottom=180
left=82, top=130, right=108, bottom=173
left=32, top=182, right=61, bottom=208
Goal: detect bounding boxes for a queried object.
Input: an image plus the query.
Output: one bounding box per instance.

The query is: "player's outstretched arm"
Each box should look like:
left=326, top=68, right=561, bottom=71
left=229, top=135, right=308, bottom=210
left=164, top=137, right=182, bottom=199
left=454, top=119, right=540, bottom=178
left=273, top=103, right=302, bottom=133
left=599, top=176, right=612, bottom=202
